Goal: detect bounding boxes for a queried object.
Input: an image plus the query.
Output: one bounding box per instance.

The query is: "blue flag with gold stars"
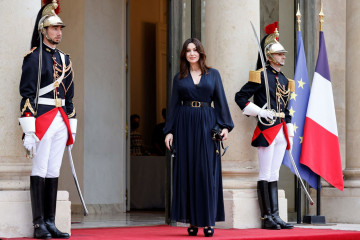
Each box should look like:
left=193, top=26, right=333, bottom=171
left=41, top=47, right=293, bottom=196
left=282, top=30, right=318, bottom=189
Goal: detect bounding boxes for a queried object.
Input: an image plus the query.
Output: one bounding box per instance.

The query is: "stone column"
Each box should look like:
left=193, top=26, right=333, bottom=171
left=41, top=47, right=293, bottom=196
left=345, top=0, right=360, bottom=188
left=0, top=0, right=37, bottom=192
left=204, top=0, right=287, bottom=228
left=0, top=1, right=70, bottom=237
left=308, top=0, right=360, bottom=223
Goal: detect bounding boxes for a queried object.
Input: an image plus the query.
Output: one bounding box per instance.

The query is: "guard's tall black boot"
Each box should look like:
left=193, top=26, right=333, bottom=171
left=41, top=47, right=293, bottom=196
left=268, top=181, right=294, bottom=229
left=44, top=177, right=70, bottom=239
left=30, top=176, right=52, bottom=239
left=257, top=181, right=281, bottom=230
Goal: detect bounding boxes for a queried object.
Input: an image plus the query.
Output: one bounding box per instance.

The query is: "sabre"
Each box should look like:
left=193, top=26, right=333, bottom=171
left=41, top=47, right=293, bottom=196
left=67, top=146, right=89, bottom=216
left=250, top=21, right=275, bottom=126
left=250, top=21, right=314, bottom=205
left=287, top=150, right=314, bottom=205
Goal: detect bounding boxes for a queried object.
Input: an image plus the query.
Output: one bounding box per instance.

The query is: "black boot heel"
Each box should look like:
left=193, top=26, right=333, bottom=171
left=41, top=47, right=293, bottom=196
left=33, top=223, right=52, bottom=239
left=272, top=215, right=294, bottom=229
left=262, top=215, right=281, bottom=230
left=204, top=226, right=214, bottom=237
left=187, top=225, right=198, bottom=236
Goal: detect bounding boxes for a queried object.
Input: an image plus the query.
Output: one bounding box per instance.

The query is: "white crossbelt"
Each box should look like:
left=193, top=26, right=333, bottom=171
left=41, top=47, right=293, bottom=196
left=38, top=97, right=65, bottom=107
left=38, top=52, right=66, bottom=97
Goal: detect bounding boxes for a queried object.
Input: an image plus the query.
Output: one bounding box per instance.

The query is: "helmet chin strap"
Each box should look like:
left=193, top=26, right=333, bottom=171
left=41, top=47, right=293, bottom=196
left=276, top=61, right=284, bottom=66
left=268, top=56, right=283, bottom=67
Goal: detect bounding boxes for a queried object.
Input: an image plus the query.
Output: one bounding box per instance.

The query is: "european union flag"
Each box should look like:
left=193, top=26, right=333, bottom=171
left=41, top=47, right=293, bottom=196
left=282, top=30, right=318, bottom=189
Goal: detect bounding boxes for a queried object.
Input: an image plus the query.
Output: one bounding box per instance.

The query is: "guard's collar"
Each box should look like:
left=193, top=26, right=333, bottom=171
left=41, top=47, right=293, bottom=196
left=43, top=42, right=57, bottom=54
left=268, top=65, right=281, bottom=75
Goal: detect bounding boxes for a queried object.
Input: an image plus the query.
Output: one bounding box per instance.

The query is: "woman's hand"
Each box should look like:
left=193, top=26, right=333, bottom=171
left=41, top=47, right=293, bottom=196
left=220, top=128, right=229, bottom=140
left=165, top=133, right=173, bottom=150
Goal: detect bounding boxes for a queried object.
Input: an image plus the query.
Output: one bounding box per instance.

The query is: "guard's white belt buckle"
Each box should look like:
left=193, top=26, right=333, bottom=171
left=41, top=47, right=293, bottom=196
left=55, top=98, right=63, bottom=108
left=38, top=97, right=65, bottom=107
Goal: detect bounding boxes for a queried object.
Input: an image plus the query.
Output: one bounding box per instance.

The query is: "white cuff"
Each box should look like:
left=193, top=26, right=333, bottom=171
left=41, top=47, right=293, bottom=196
left=242, top=102, right=261, bottom=117
left=69, top=118, right=77, bottom=134
left=18, top=117, right=35, bottom=133
left=286, top=123, right=294, bottom=137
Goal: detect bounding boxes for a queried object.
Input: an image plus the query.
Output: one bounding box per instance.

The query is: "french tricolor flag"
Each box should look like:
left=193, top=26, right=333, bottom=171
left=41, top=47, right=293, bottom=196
left=300, top=31, right=344, bottom=191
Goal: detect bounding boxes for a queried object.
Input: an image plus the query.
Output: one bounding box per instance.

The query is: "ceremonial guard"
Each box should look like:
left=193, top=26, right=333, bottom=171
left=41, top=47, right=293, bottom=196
left=235, top=22, right=294, bottom=230
left=18, top=0, right=75, bottom=238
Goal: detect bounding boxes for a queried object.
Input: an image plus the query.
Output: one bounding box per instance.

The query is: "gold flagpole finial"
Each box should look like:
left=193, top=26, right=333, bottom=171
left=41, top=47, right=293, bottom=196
left=296, top=3, right=301, bottom=31
left=319, top=0, right=325, bottom=31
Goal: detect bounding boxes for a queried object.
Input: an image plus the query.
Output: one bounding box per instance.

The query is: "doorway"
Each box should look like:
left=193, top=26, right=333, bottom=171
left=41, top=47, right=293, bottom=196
left=126, top=0, right=205, bottom=224
left=127, top=0, right=168, bottom=213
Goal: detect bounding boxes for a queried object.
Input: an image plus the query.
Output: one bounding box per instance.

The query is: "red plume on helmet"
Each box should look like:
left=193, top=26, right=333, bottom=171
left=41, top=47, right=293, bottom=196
left=264, top=21, right=279, bottom=41
left=42, top=0, right=61, bottom=14
left=264, top=21, right=279, bottom=35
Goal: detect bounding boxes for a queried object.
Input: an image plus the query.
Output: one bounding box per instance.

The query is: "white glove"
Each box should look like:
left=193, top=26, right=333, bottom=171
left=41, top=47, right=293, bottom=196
left=258, top=109, right=275, bottom=121
left=23, top=132, right=38, bottom=157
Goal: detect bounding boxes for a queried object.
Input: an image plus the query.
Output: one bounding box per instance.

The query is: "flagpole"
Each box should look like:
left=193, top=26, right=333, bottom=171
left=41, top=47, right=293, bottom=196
left=319, top=1, right=324, bottom=32
left=297, top=178, right=302, bottom=224
left=317, top=176, right=321, bottom=216
left=315, top=0, right=325, bottom=222
left=295, top=4, right=302, bottom=224
left=296, top=3, right=301, bottom=32
left=303, top=1, right=326, bottom=224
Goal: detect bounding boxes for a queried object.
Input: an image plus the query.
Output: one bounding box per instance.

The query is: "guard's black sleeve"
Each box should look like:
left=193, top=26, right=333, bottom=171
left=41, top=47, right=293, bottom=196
left=19, top=53, right=39, bottom=117
left=64, top=56, right=76, bottom=118
left=235, top=74, right=263, bottom=111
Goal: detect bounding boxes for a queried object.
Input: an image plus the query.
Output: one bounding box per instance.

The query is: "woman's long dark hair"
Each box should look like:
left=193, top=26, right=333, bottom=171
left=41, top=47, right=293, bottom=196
left=179, top=38, right=209, bottom=79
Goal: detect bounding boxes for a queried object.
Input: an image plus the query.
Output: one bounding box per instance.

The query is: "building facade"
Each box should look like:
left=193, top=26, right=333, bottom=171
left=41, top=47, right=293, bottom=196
left=0, top=0, right=358, bottom=237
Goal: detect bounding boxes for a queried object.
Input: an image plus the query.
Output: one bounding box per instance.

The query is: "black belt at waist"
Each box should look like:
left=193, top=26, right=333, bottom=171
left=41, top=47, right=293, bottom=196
left=182, top=101, right=211, bottom=108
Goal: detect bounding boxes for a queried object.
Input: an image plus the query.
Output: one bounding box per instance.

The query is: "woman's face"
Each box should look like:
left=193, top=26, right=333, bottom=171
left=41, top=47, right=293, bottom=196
left=186, top=43, right=200, bottom=64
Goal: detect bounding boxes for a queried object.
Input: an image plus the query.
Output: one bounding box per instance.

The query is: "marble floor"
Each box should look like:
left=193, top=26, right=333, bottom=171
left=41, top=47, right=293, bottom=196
left=71, top=211, right=360, bottom=231
left=71, top=210, right=166, bottom=229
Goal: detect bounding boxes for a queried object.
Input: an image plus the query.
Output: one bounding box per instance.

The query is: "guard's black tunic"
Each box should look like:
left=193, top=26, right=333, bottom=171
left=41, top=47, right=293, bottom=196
left=20, top=43, right=75, bottom=118
left=235, top=65, right=293, bottom=148
left=19, top=43, right=75, bottom=144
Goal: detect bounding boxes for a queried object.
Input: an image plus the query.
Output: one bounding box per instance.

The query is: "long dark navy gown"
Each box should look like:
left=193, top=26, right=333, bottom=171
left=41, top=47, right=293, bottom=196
left=163, top=68, right=234, bottom=227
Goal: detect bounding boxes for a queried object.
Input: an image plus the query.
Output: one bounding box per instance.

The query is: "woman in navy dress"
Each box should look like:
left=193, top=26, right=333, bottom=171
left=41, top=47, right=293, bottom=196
left=164, top=38, right=233, bottom=237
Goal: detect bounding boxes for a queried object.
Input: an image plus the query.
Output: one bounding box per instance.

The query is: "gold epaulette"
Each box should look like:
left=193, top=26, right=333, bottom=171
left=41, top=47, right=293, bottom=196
left=288, top=79, right=295, bottom=92
left=24, top=47, right=37, bottom=58
left=248, top=69, right=262, bottom=84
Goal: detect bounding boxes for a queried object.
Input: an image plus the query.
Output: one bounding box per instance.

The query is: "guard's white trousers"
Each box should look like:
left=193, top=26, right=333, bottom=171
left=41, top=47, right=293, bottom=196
left=257, top=126, right=287, bottom=182
left=32, top=111, right=68, bottom=178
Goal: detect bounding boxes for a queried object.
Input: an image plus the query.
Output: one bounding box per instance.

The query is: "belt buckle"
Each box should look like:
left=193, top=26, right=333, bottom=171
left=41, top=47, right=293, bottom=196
left=55, top=98, right=62, bottom=107
left=191, top=101, right=201, bottom=107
